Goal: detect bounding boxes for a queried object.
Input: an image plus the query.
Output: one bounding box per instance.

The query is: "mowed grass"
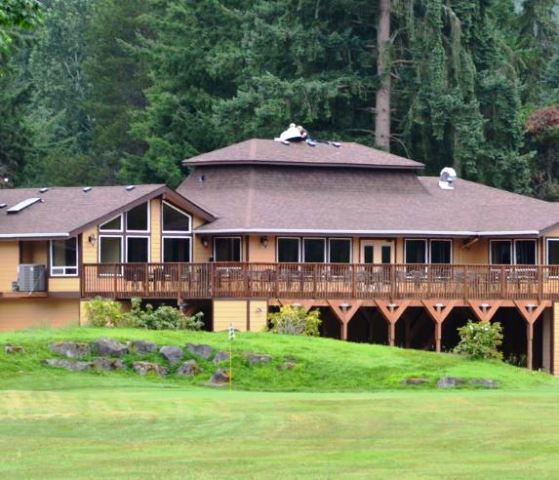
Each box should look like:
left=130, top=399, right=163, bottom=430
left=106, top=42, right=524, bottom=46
left=1, top=328, right=559, bottom=478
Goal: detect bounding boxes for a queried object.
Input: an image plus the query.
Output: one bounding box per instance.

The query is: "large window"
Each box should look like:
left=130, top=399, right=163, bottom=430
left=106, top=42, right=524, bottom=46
left=163, top=237, right=191, bottom=262
left=127, top=203, right=149, bottom=232
left=50, top=237, right=78, bottom=276
left=329, top=238, right=351, bottom=263
left=277, top=238, right=300, bottom=263
left=214, top=237, right=241, bottom=262
left=99, top=236, right=123, bottom=263
left=127, top=237, right=149, bottom=263
left=547, top=239, right=559, bottom=265
left=303, top=238, right=326, bottom=263
left=490, top=240, right=536, bottom=265
left=163, top=201, right=191, bottom=233
left=430, top=240, right=452, bottom=264
left=99, top=215, right=122, bottom=232
left=405, top=240, right=427, bottom=264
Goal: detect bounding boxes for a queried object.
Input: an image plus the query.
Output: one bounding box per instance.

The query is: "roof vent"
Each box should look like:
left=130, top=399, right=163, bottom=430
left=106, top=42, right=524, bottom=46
left=0, top=203, right=6, bottom=209
left=82, top=186, right=92, bottom=193
left=39, top=187, right=48, bottom=193
left=125, top=185, right=135, bottom=191
left=438, top=167, right=457, bottom=190
left=7, top=197, right=41, bottom=214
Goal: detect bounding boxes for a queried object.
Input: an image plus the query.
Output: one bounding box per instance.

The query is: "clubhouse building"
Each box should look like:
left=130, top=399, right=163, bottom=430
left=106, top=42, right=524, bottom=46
left=2, top=136, right=559, bottom=373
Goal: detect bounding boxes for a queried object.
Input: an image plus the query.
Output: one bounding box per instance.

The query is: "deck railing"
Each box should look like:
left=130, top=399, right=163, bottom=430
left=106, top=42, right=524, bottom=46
left=81, top=262, right=559, bottom=301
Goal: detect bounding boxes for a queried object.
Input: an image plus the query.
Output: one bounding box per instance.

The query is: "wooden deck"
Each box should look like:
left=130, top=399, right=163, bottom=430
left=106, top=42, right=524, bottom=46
left=81, top=262, right=559, bottom=301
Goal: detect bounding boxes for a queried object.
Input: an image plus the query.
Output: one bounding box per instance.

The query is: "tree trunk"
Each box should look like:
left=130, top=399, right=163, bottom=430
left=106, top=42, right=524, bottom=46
left=375, top=0, right=391, bottom=150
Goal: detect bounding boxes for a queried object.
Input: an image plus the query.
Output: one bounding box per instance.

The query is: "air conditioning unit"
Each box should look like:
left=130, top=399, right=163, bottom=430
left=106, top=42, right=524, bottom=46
left=17, top=264, right=47, bottom=292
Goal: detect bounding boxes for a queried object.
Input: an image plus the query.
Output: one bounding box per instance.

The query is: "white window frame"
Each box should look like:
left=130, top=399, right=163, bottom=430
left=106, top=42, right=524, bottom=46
left=276, top=237, right=301, bottom=263
left=490, top=239, right=537, bottom=265
left=213, top=236, right=242, bottom=262
left=99, top=214, right=123, bottom=233
left=162, top=201, right=192, bottom=235
left=50, top=237, right=79, bottom=277
left=126, top=235, right=151, bottom=263
left=404, top=239, right=428, bottom=264
left=302, top=237, right=327, bottom=263
left=429, top=239, right=453, bottom=264
left=162, top=235, right=192, bottom=263
left=328, top=238, right=352, bottom=263
left=126, top=202, right=150, bottom=233
left=98, top=235, right=124, bottom=263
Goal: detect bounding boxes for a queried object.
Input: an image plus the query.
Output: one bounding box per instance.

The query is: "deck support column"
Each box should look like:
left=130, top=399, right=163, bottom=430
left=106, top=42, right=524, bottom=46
left=422, top=300, right=457, bottom=353
left=514, top=301, right=548, bottom=371
left=328, top=300, right=363, bottom=341
left=376, top=300, right=410, bottom=347
left=468, top=300, right=502, bottom=323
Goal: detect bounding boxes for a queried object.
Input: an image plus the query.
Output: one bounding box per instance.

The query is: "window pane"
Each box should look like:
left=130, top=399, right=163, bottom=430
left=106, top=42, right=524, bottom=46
left=364, top=245, right=374, bottom=264
left=100, top=237, right=121, bottom=263
left=491, top=241, right=511, bottom=264
left=215, top=238, right=241, bottom=262
left=127, top=203, right=148, bottom=231
left=548, top=241, right=559, bottom=265
left=304, top=239, right=325, bottom=263
left=100, top=216, right=122, bottom=231
left=52, top=238, right=77, bottom=267
left=430, top=240, right=451, bottom=264
left=278, top=238, right=299, bottom=262
left=163, top=203, right=190, bottom=232
left=163, top=238, right=191, bottom=262
left=127, top=237, right=149, bottom=262
left=405, top=240, right=426, bottom=263
left=381, top=246, right=391, bottom=264
left=515, top=240, right=536, bottom=265
left=329, top=239, right=351, bottom=263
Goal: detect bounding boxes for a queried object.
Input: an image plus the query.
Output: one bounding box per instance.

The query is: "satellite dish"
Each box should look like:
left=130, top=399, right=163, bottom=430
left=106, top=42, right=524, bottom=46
left=438, top=167, right=457, bottom=190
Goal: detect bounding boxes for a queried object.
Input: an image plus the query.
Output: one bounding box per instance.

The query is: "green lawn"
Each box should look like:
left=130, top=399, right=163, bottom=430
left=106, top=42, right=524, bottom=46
left=1, top=328, right=559, bottom=478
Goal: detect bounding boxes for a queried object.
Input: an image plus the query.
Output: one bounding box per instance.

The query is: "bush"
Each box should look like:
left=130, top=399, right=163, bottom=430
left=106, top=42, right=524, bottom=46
left=268, top=306, right=321, bottom=336
left=123, top=298, right=204, bottom=331
left=454, top=320, right=503, bottom=361
left=85, top=297, right=124, bottom=327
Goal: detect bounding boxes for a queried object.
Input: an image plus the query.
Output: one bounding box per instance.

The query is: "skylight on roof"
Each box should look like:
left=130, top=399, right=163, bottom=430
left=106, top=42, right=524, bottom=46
left=0, top=203, right=6, bottom=209
left=83, top=187, right=92, bottom=193
left=7, top=197, right=41, bottom=214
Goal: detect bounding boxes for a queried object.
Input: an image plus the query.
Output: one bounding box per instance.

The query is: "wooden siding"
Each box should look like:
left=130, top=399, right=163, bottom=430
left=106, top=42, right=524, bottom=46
left=49, top=277, right=80, bottom=292
left=248, top=235, right=275, bottom=262
left=249, top=300, right=268, bottom=332
left=0, top=242, right=19, bottom=292
left=213, top=300, right=247, bottom=332
left=20, top=241, right=48, bottom=265
left=151, top=198, right=161, bottom=262
left=0, top=298, right=79, bottom=331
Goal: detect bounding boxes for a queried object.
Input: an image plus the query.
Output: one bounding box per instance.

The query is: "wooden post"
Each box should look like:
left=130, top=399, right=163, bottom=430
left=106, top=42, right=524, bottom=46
left=434, top=322, right=442, bottom=353
left=388, top=321, right=396, bottom=347
left=527, top=322, right=534, bottom=371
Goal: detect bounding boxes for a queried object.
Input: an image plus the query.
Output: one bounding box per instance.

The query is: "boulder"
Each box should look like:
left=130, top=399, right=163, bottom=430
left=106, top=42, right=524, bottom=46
left=246, top=353, right=272, bottom=365
left=176, top=360, right=200, bottom=377
left=470, top=379, right=499, bottom=389
left=278, top=361, right=296, bottom=371
left=186, top=343, right=214, bottom=360
left=213, top=350, right=230, bottom=365
left=128, top=340, right=158, bottom=355
left=4, top=344, right=25, bottom=354
left=133, top=361, right=167, bottom=377
left=93, top=358, right=125, bottom=371
left=160, top=346, right=184, bottom=365
left=208, top=368, right=229, bottom=386
left=48, top=341, right=90, bottom=359
left=402, top=377, right=428, bottom=385
left=91, top=338, right=128, bottom=357
left=436, top=377, right=465, bottom=389
left=44, top=359, right=92, bottom=371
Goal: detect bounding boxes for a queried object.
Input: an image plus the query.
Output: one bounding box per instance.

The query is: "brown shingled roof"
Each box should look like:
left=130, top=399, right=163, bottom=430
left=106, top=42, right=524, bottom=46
left=0, top=185, right=215, bottom=240
left=177, top=165, right=559, bottom=236
left=183, top=139, right=424, bottom=170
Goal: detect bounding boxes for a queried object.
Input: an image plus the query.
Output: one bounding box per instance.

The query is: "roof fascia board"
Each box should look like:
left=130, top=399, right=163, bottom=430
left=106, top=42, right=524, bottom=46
left=0, top=233, right=70, bottom=240
left=183, top=160, right=423, bottom=170
left=194, top=228, right=540, bottom=237
left=161, top=190, right=216, bottom=222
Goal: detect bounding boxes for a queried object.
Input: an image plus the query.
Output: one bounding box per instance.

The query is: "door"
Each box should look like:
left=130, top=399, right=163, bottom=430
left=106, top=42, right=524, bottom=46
left=360, top=240, right=394, bottom=264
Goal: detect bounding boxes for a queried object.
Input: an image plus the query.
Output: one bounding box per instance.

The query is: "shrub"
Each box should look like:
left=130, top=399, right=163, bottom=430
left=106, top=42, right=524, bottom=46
left=454, top=320, right=503, bottom=361
left=268, top=306, right=321, bottom=336
left=85, top=297, right=123, bottom=327
left=123, top=297, right=204, bottom=331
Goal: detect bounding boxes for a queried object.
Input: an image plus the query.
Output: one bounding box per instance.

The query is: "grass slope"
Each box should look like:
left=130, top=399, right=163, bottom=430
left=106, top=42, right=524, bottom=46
left=0, top=327, right=555, bottom=391
left=1, top=328, right=559, bottom=478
